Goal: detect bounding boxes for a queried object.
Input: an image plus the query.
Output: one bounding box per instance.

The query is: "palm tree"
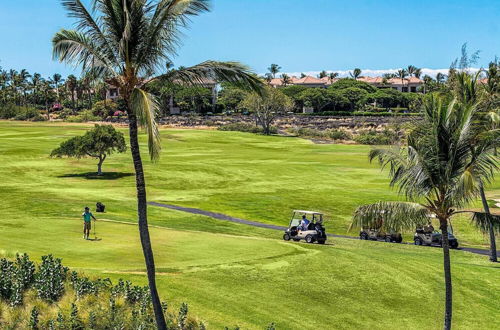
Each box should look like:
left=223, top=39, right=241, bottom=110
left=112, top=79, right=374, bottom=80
left=395, top=69, right=408, bottom=92
left=51, top=73, right=63, bottom=101
left=318, top=70, right=327, bottom=78
left=436, top=72, right=447, bottom=84
left=31, top=73, right=42, bottom=106
left=267, top=63, right=281, bottom=78
left=455, top=70, right=500, bottom=262
left=53, top=1, right=261, bottom=328
left=281, top=73, right=291, bottom=86
left=406, top=65, right=417, bottom=77
left=66, top=74, right=78, bottom=112
left=300, top=72, right=306, bottom=78
left=328, top=72, right=339, bottom=83
left=352, top=94, right=497, bottom=330
left=414, top=68, right=422, bottom=79
left=349, top=68, right=362, bottom=80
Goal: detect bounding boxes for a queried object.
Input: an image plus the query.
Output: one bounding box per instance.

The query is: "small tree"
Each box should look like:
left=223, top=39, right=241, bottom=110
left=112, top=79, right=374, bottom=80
left=240, top=87, right=293, bottom=135
left=51, top=124, right=126, bottom=175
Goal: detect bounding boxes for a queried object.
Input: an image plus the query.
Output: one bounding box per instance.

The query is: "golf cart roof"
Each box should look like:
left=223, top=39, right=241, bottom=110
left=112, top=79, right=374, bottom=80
left=293, top=210, right=323, bottom=215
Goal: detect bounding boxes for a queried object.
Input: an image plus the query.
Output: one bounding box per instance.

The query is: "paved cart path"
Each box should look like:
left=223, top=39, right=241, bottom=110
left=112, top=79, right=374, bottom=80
left=148, top=202, right=499, bottom=257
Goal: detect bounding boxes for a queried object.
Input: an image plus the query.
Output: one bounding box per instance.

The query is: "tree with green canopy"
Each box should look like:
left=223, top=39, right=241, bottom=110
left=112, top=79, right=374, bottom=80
left=52, top=1, right=262, bottom=328
left=240, top=87, right=293, bottom=134
left=267, top=64, right=281, bottom=78
left=351, top=93, right=499, bottom=330
left=51, top=124, right=126, bottom=175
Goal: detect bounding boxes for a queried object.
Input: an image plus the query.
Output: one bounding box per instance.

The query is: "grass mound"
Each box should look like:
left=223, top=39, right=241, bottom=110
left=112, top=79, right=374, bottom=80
left=0, top=254, right=204, bottom=329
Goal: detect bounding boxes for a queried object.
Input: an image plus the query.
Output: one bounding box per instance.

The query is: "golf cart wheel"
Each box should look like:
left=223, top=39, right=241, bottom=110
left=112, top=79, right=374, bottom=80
left=396, top=237, right=403, bottom=243
left=317, top=239, right=326, bottom=245
left=385, top=236, right=392, bottom=243
left=305, top=235, right=315, bottom=244
left=450, top=241, right=459, bottom=249
left=292, top=238, right=301, bottom=242
left=360, top=233, right=368, bottom=240
left=414, top=238, right=423, bottom=246
left=283, top=233, right=291, bottom=241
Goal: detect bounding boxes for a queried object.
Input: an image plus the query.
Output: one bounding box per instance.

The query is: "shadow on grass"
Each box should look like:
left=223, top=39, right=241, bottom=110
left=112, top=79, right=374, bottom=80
left=58, top=172, right=134, bottom=180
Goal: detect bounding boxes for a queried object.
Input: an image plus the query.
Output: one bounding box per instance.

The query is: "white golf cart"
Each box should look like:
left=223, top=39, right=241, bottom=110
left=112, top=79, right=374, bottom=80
left=283, top=210, right=327, bottom=244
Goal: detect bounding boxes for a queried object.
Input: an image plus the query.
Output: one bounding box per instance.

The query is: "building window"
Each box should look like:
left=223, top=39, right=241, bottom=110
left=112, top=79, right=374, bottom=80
left=411, top=86, right=417, bottom=92
left=402, top=87, right=408, bottom=92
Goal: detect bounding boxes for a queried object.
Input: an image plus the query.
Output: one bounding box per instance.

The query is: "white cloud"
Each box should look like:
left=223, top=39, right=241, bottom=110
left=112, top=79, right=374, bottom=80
left=263, top=68, right=481, bottom=79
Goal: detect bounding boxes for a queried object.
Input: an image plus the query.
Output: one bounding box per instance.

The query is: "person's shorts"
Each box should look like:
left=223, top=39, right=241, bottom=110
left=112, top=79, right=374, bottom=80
left=84, top=221, right=91, bottom=230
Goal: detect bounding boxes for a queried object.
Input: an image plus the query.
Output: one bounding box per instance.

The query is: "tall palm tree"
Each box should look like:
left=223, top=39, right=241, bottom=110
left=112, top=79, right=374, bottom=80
left=51, top=73, right=63, bottom=101
left=455, top=70, right=500, bottom=262
left=31, top=73, right=42, bottom=106
left=395, top=69, right=408, bottom=92
left=328, top=72, right=339, bottom=83
left=53, top=1, right=261, bottom=328
left=349, top=68, right=362, bottom=80
left=267, top=63, right=281, bottom=78
left=406, top=65, right=417, bottom=77
left=414, top=68, right=422, bottom=79
left=66, top=74, right=78, bottom=112
left=318, top=70, right=327, bottom=78
left=352, top=94, right=497, bottom=330
left=281, top=73, right=291, bottom=86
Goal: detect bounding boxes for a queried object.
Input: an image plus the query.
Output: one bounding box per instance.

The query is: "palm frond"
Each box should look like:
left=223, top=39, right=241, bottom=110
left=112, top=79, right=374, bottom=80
left=131, top=88, right=161, bottom=161
left=157, top=61, right=263, bottom=94
left=52, top=29, right=116, bottom=77
left=351, top=201, right=430, bottom=233
left=472, top=212, right=500, bottom=234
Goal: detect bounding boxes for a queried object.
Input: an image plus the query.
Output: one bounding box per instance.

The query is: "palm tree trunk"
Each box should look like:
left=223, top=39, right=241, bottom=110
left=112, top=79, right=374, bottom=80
left=128, top=113, right=167, bottom=330
left=440, top=221, right=453, bottom=330
left=479, top=184, right=498, bottom=262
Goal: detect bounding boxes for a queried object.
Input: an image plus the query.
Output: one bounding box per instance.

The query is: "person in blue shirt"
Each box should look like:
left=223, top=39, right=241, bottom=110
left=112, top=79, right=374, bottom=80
left=82, top=206, right=97, bottom=240
left=299, top=215, right=310, bottom=231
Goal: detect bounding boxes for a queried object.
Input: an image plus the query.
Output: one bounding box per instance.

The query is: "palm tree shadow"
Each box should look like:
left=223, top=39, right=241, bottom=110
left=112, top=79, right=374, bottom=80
left=58, top=172, right=134, bottom=180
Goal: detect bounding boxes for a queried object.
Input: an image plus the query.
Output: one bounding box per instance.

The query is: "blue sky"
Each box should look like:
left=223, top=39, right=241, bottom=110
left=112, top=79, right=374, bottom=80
left=1, top=0, right=499, bottom=78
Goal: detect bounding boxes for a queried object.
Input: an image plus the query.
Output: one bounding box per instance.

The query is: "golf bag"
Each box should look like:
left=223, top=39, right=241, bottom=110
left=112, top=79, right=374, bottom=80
left=96, top=202, right=105, bottom=213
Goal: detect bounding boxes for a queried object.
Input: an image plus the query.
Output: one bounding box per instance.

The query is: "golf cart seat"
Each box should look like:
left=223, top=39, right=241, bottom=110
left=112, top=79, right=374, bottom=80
left=307, top=223, right=316, bottom=230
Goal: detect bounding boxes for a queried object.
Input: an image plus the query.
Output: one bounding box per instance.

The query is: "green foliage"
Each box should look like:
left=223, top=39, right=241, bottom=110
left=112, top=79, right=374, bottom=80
left=288, top=127, right=352, bottom=140
left=0, top=104, right=45, bottom=121
left=29, top=306, right=39, bottom=330
left=217, top=85, right=247, bottom=111
left=65, top=109, right=101, bottom=123
left=337, top=87, right=369, bottom=111
left=34, top=255, right=68, bottom=302
left=329, top=78, right=377, bottom=93
left=353, top=129, right=396, bottom=145
left=50, top=124, right=126, bottom=174
left=218, top=122, right=277, bottom=134
left=91, top=100, right=119, bottom=119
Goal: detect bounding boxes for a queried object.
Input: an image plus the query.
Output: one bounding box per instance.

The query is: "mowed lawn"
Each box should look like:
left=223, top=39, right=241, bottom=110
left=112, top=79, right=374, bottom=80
left=0, top=121, right=499, bottom=329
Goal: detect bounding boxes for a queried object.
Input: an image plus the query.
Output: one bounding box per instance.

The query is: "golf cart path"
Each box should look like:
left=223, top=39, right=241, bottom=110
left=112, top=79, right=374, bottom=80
left=148, top=202, right=498, bottom=257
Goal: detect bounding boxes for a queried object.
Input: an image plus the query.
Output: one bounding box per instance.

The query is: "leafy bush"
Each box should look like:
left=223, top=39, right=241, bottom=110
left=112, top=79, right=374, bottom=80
left=288, top=127, right=352, bottom=141
left=65, top=109, right=101, bottom=123
left=35, top=255, right=68, bottom=302
left=0, top=253, right=213, bottom=329
left=218, top=122, right=278, bottom=134
left=0, top=103, right=18, bottom=119
left=354, top=129, right=397, bottom=145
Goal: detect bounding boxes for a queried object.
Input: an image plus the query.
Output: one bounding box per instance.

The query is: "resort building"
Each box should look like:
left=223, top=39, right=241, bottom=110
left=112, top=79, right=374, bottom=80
left=269, top=75, right=424, bottom=92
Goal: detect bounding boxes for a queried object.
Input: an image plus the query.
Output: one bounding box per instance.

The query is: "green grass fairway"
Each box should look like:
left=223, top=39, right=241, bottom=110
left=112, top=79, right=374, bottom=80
left=1, top=121, right=499, bottom=329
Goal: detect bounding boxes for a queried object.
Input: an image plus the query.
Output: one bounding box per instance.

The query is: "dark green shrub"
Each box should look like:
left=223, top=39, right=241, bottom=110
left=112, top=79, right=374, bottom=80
left=16, top=253, right=36, bottom=289
left=29, top=307, right=40, bottom=330
left=35, top=255, right=68, bottom=302
left=354, top=130, right=392, bottom=145
left=14, top=107, right=44, bottom=121
left=0, top=103, right=18, bottom=118
left=66, top=109, right=101, bottom=123
left=218, top=122, right=277, bottom=134
left=0, top=258, right=15, bottom=301
left=328, top=129, right=352, bottom=140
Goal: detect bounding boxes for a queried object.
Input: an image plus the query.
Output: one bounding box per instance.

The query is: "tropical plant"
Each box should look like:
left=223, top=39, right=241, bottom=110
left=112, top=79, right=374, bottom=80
left=267, top=63, right=281, bottom=78
left=395, top=69, right=408, bottom=92
left=349, top=68, right=362, bottom=80
left=66, top=74, right=78, bottom=112
left=52, top=1, right=261, bottom=328
left=50, top=73, right=63, bottom=101
left=280, top=73, right=291, bottom=86
left=351, top=94, right=498, bottom=329
left=454, top=70, right=500, bottom=262
left=318, top=70, right=327, bottom=78
left=328, top=72, right=339, bottom=83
